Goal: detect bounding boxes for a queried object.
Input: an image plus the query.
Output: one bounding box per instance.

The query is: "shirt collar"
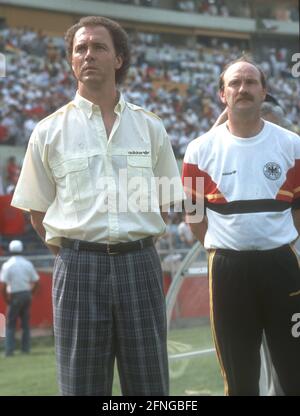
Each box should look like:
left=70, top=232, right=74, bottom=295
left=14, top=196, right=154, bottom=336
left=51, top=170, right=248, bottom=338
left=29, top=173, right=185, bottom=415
left=73, top=91, right=126, bottom=118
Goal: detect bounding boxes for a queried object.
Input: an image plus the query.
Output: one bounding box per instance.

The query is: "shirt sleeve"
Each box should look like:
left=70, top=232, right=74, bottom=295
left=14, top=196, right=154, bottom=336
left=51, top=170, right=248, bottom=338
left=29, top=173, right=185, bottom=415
left=290, top=134, right=300, bottom=209
left=182, top=140, right=201, bottom=204
left=153, top=128, right=185, bottom=207
left=11, top=130, right=56, bottom=212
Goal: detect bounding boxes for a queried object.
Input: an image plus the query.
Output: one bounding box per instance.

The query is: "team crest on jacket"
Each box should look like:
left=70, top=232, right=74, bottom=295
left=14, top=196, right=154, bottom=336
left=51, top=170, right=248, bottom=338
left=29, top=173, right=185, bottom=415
left=263, top=162, right=282, bottom=180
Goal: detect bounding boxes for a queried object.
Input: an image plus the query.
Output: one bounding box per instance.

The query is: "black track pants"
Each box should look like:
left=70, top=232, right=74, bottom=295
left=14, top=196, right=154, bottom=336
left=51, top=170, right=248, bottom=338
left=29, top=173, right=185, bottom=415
left=208, top=245, right=300, bottom=396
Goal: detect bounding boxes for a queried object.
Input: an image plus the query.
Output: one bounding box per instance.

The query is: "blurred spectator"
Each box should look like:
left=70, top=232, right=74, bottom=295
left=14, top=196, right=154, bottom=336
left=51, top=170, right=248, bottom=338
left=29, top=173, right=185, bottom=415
left=0, top=123, right=8, bottom=143
left=0, top=192, right=25, bottom=235
left=6, top=156, right=20, bottom=188
left=178, top=218, right=195, bottom=247
left=0, top=240, right=39, bottom=356
left=177, top=1, right=195, bottom=12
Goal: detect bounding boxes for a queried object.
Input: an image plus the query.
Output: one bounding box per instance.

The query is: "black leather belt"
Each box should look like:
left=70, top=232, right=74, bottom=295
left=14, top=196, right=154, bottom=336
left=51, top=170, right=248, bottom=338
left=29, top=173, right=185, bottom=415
left=61, top=237, right=154, bottom=255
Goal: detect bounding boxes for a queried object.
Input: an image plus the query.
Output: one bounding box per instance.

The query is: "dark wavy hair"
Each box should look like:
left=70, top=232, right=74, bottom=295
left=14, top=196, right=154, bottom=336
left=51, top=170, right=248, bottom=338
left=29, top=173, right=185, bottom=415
left=65, top=16, right=131, bottom=85
left=219, top=56, right=267, bottom=91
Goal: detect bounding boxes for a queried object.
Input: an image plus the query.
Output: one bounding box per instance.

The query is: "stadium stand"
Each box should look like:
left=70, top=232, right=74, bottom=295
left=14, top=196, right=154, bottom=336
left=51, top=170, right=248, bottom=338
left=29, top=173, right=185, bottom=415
left=0, top=28, right=298, bottom=149
left=93, top=0, right=299, bottom=22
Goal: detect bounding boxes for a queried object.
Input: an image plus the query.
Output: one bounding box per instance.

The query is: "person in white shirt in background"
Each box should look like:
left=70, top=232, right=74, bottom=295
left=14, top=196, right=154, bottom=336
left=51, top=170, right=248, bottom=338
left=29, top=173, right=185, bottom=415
left=178, top=216, right=195, bottom=247
left=0, top=240, right=39, bottom=356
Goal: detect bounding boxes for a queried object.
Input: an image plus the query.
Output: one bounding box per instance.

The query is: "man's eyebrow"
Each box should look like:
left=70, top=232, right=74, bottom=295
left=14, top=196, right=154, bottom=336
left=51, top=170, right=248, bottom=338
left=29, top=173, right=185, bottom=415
left=75, top=40, right=107, bottom=46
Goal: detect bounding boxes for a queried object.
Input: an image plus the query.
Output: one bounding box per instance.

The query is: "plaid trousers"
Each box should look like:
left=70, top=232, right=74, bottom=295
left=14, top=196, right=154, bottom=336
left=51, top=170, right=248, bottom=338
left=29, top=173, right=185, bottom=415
left=52, top=245, right=169, bottom=396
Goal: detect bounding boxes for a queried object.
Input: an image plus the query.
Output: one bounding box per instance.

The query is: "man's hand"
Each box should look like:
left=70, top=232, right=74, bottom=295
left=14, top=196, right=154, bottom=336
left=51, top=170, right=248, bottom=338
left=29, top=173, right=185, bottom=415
left=186, top=216, right=208, bottom=247
left=30, top=210, right=59, bottom=255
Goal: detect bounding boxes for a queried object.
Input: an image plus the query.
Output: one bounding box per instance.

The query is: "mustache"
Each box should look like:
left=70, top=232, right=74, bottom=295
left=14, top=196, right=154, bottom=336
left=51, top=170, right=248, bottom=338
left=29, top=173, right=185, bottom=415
left=236, top=93, right=254, bottom=101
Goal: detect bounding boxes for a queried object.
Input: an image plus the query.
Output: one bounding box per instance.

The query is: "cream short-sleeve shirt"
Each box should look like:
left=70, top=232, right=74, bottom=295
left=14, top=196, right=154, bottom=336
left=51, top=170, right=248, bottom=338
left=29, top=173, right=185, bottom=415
left=12, top=93, right=184, bottom=246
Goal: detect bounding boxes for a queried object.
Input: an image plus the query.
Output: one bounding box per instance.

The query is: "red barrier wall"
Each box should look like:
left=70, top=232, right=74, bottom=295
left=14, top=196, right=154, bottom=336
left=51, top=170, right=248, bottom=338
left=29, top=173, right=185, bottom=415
left=167, top=273, right=210, bottom=320
left=0, top=271, right=53, bottom=328
left=177, top=274, right=209, bottom=318
left=0, top=272, right=209, bottom=328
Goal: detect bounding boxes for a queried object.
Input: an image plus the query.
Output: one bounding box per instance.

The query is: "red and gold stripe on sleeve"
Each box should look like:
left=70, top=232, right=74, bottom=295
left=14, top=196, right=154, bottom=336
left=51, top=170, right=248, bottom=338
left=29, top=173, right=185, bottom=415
left=276, top=160, right=300, bottom=203
left=182, top=162, right=226, bottom=204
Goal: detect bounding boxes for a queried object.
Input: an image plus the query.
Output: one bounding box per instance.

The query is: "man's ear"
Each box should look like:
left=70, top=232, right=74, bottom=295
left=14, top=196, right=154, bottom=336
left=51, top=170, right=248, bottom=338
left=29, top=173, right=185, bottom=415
left=115, top=55, right=123, bottom=70
left=261, top=88, right=267, bottom=103
left=219, top=89, right=226, bottom=105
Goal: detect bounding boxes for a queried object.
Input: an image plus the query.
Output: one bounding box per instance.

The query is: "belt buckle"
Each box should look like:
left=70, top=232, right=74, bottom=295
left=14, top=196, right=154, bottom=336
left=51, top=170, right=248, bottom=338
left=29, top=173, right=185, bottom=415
left=107, top=244, right=118, bottom=255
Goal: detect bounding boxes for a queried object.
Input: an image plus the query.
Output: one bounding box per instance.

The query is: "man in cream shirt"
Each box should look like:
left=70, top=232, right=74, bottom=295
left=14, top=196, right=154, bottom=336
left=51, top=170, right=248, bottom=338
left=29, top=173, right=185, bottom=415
left=12, top=16, right=184, bottom=396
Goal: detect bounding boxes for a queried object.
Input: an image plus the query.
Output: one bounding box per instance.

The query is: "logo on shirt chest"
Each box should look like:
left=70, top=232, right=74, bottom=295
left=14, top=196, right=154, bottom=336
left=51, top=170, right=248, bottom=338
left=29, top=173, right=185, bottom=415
left=263, top=162, right=282, bottom=180
left=128, top=150, right=150, bottom=155
left=222, top=170, right=237, bottom=176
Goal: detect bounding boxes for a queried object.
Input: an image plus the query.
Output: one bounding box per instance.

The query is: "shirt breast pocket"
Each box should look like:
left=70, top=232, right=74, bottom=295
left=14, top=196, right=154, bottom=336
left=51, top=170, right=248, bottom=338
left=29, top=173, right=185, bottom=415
left=127, top=155, right=155, bottom=211
left=52, top=158, right=94, bottom=214
left=127, top=155, right=152, bottom=172
left=127, top=155, right=153, bottom=181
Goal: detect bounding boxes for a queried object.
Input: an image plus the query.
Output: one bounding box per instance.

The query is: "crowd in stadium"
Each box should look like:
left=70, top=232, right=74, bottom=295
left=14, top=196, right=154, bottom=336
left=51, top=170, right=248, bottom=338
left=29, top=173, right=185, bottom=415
left=0, top=26, right=298, bottom=156
left=95, top=0, right=299, bottom=21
